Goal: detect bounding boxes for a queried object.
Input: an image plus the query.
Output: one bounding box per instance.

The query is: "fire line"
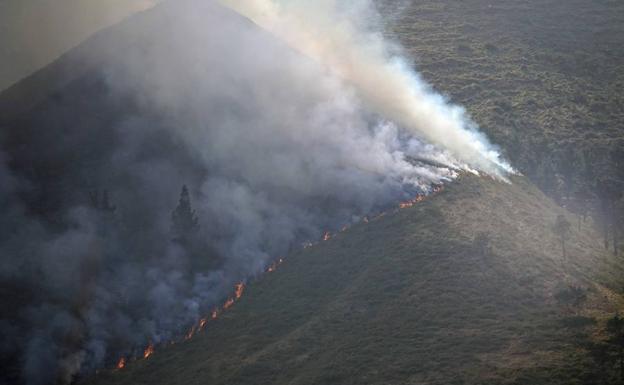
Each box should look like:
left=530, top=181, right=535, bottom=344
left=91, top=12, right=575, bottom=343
left=111, top=185, right=442, bottom=372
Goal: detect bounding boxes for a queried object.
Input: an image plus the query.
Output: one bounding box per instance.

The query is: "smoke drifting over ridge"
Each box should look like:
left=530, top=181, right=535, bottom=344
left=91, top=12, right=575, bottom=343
left=0, top=0, right=510, bottom=384
left=221, top=0, right=514, bottom=177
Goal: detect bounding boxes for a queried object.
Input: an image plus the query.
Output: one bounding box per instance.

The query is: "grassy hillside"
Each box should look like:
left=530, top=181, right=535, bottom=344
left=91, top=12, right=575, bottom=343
left=3, top=1, right=619, bottom=383
left=86, top=175, right=624, bottom=385
left=384, top=0, right=624, bottom=190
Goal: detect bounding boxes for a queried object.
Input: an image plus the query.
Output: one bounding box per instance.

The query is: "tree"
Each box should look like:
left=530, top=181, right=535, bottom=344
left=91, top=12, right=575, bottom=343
left=557, top=148, right=578, bottom=201
left=538, top=158, right=559, bottom=202
left=101, top=190, right=116, bottom=213
left=88, top=189, right=116, bottom=214
left=597, top=178, right=623, bottom=255
left=607, top=314, right=624, bottom=382
left=575, top=185, right=592, bottom=221
left=87, top=188, right=117, bottom=236
left=587, top=342, right=613, bottom=384
left=554, top=286, right=586, bottom=311
left=171, top=185, right=199, bottom=243
left=553, top=214, right=572, bottom=259
left=472, top=232, right=491, bottom=258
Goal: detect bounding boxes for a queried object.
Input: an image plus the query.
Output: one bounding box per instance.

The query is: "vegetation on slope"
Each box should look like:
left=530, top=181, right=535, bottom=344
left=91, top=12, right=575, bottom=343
left=385, top=0, right=623, bottom=180
left=86, top=175, right=624, bottom=385
left=383, top=0, right=624, bottom=252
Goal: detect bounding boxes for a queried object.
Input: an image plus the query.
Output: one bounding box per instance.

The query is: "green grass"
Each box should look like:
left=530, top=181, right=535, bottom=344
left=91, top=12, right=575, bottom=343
left=85, top=175, right=624, bottom=385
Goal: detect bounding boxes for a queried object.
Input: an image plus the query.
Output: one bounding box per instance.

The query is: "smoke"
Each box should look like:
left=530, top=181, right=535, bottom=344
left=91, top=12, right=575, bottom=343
left=220, top=0, right=514, bottom=177
left=0, top=0, right=511, bottom=384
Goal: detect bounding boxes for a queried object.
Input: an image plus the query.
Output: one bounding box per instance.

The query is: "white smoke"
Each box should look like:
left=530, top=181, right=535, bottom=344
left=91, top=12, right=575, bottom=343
left=0, top=1, right=516, bottom=383
left=220, top=0, right=514, bottom=178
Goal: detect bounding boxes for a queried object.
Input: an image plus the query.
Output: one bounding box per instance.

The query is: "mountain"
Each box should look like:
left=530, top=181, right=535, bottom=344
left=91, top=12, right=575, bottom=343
left=0, top=1, right=475, bottom=384
left=85, top=175, right=623, bottom=385
left=1, top=0, right=622, bottom=384
left=0, top=0, right=161, bottom=91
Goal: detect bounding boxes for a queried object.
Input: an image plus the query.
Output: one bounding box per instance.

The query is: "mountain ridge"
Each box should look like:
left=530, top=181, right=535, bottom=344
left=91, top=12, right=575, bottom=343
left=1, top=1, right=621, bottom=384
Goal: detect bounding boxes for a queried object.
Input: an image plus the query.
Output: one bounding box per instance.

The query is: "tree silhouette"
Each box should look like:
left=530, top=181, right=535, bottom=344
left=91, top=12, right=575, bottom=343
left=554, top=286, right=586, bottom=312
left=101, top=190, right=116, bottom=213
left=553, top=214, right=572, bottom=259
left=607, top=314, right=624, bottom=382
left=597, top=178, right=623, bottom=255
left=171, top=185, right=199, bottom=243
left=472, top=232, right=491, bottom=258
left=87, top=188, right=117, bottom=236
left=88, top=189, right=116, bottom=214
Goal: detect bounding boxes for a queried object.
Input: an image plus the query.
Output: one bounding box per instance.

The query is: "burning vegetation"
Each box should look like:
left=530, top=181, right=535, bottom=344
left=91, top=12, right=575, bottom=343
left=143, top=344, right=154, bottom=359
left=108, top=184, right=443, bottom=373
left=115, top=357, right=126, bottom=370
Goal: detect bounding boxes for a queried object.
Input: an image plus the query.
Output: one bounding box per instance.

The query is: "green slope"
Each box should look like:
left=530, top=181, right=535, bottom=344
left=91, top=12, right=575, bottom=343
left=86, top=176, right=624, bottom=385
left=384, top=0, right=624, bottom=191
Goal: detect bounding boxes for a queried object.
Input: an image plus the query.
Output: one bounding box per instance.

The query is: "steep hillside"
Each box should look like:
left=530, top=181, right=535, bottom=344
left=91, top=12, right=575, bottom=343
left=86, top=175, right=624, bottom=385
left=1, top=2, right=491, bottom=384
left=383, top=0, right=624, bottom=191
left=2, top=1, right=621, bottom=384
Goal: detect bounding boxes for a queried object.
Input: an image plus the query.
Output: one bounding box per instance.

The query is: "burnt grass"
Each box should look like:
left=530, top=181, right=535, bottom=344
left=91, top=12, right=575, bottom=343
left=86, top=175, right=624, bottom=385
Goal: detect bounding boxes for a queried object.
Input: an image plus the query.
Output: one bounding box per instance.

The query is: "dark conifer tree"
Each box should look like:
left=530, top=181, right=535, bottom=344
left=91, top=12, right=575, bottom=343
left=171, top=185, right=199, bottom=243
left=553, top=214, right=571, bottom=259
left=472, top=232, right=491, bottom=258
left=607, top=314, right=624, bottom=382
left=101, top=189, right=116, bottom=214
left=597, top=179, right=622, bottom=255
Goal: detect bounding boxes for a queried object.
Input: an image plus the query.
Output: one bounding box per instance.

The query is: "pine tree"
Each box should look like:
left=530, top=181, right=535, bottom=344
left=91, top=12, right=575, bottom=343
left=597, top=178, right=623, bottom=255
left=88, top=189, right=116, bottom=214
left=472, top=232, right=491, bottom=258
left=553, top=214, right=571, bottom=259
left=607, top=314, right=624, bottom=382
left=171, top=185, right=199, bottom=243
left=101, top=190, right=116, bottom=214
left=87, top=188, right=117, bottom=236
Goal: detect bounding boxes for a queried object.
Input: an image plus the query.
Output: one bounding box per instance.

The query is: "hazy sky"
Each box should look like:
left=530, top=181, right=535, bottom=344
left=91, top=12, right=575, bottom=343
left=0, top=0, right=160, bottom=91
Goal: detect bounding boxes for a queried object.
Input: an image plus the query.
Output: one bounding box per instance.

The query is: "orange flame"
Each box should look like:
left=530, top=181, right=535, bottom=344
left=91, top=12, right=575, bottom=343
left=185, top=325, right=196, bottom=340
left=267, top=258, right=285, bottom=273
left=235, top=282, right=245, bottom=299
left=108, top=183, right=445, bottom=374
left=143, top=344, right=154, bottom=359
left=223, top=297, right=235, bottom=309
left=399, top=195, right=425, bottom=209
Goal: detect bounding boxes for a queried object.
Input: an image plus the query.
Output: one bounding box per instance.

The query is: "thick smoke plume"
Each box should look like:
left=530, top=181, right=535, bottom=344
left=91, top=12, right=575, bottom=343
left=0, top=0, right=510, bottom=384
left=221, top=0, right=514, bottom=177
